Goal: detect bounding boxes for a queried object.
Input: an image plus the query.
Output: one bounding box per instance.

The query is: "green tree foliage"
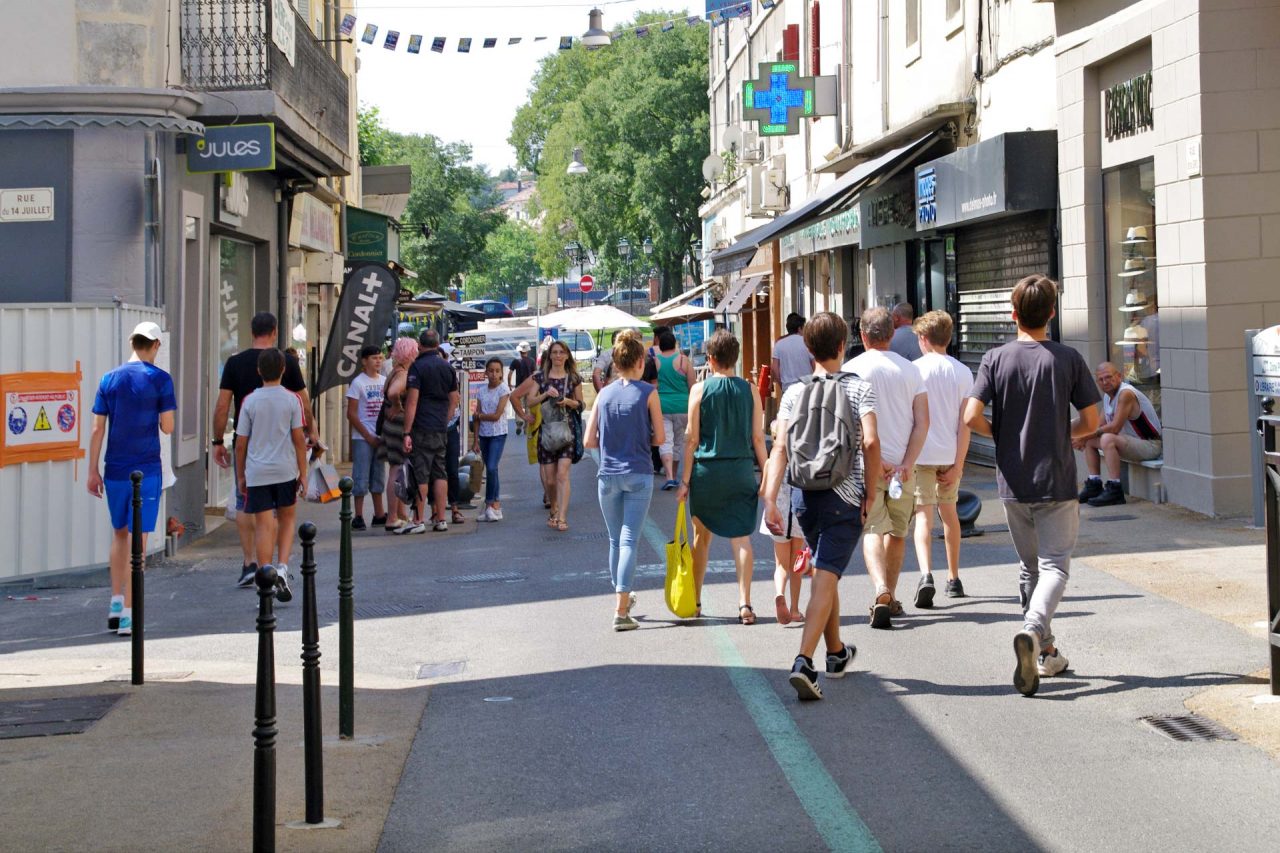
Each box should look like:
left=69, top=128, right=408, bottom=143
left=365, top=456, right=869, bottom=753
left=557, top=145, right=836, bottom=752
left=509, top=12, right=708, bottom=300
left=465, top=220, right=543, bottom=304
left=356, top=107, right=504, bottom=292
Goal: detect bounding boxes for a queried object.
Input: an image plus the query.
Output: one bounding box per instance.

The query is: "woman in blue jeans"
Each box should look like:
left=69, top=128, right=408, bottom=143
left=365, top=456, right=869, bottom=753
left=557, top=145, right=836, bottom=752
left=471, top=358, right=510, bottom=521
left=584, top=330, right=665, bottom=632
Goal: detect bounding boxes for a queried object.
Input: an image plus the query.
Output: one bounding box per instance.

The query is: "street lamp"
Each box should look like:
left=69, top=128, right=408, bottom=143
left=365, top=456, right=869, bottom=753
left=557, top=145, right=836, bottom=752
left=642, top=237, right=654, bottom=301
left=581, top=8, right=612, bottom=49
left=617, top=237, right=632, bottom=316
left=565, top=240, right=586, bottom=307
left=567, top=147, right=589, bottom=176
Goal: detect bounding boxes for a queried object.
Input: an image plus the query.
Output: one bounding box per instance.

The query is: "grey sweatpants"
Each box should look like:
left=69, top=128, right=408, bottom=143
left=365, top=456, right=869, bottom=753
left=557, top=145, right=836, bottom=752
left=1001, top=499, right=1080, bottom=648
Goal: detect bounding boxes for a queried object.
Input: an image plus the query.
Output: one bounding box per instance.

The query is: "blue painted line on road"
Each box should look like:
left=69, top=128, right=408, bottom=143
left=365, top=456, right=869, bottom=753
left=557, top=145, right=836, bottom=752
left=638, top=515, right=881, bottom=853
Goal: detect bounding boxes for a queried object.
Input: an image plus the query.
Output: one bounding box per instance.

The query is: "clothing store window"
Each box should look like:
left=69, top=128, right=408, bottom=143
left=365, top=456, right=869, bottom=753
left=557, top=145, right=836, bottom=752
left=1103, top=159, right=1159, bottom=414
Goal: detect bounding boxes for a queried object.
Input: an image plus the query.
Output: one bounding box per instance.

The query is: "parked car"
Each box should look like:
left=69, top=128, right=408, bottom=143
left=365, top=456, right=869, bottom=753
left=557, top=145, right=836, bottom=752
left=462, top=299, right=514, bottom=318
left=598, top=289, right=652, bottom=310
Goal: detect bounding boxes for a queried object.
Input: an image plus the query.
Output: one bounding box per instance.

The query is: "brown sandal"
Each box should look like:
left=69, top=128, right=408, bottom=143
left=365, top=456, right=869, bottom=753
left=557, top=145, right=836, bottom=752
left=555, top=519, right=569, bottom=532
left=738, top=604, right=756, bottom=625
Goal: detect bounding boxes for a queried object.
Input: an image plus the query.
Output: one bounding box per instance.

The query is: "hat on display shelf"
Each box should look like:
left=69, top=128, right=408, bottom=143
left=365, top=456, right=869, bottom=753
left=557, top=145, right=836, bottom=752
left=1118, top=288, right=1151, bottom=313
left=1118, top=257, right=1149, bottom=277
left=1115, top=323, right=1150, bottom=347
left=1121, top=226, right=1150, bottom=245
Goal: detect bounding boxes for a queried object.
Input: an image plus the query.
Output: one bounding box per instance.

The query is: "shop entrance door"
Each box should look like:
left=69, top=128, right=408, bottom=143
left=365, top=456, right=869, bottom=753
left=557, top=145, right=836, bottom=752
left=208, top=237, right=256, bottom=510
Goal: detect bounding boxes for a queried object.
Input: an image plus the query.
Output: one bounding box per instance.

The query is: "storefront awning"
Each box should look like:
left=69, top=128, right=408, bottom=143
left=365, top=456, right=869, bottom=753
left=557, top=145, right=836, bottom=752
left=651, top=281, right=714, bottom=316
left=709, top=131, right=947, bottom=274
left=0, top=113, right=205, bottom=135
left=719, top=275, right=763, bottom=315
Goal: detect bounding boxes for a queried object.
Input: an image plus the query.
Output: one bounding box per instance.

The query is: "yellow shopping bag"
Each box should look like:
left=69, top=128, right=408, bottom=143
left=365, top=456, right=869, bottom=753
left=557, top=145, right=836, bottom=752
left=665, top=501, right=698, bottom=618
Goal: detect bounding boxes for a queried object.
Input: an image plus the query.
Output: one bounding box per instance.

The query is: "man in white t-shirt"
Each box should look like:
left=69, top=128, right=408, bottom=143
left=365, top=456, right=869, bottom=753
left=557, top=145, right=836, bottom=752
left=771, top=313, right=815, bottom=395
left=345, top=344, right=387, bottom=530
left=909, top=311, right=974, bottom=608
left=842, top=306, right=929, bottom=628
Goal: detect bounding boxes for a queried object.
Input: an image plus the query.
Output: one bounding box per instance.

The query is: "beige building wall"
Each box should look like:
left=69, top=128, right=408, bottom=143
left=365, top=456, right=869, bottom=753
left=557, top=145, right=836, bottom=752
left=1056, top=0, right=1280, bottom=516
left=4, top=1, right=181, bottom=89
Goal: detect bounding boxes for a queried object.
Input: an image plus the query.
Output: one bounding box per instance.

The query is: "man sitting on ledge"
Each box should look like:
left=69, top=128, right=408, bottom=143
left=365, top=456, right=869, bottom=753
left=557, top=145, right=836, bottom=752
left=1073, top=361, right=1162, bottom=507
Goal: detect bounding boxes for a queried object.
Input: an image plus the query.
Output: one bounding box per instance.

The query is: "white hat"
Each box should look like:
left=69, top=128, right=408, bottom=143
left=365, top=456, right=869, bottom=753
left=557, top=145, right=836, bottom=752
left=1118, top=289, right=1150, bottom=313
left=517, top=341, right=530, bottom=352
left=1118, top=258, right=1148, bottom=278
left=1115, top=324, right=1150, bottom=346
left=131, top=321, right=162, bottom=341
left=1121, top=226, right=1150, bottom=245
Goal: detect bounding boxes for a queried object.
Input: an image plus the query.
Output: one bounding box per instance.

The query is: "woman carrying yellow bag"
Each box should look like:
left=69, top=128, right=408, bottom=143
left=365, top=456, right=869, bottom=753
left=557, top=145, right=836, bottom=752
left=583, top=331, right=665, bottom=631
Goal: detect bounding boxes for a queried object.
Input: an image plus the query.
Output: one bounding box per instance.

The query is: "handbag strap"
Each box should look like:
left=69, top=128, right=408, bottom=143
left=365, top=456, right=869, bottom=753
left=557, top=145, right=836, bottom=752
left=673, top=500, right=687, bottom=546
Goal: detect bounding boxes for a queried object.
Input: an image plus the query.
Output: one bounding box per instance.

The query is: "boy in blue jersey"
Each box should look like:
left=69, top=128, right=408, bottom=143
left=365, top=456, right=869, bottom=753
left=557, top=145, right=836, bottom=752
left=87, top=321, right=176, bottom=637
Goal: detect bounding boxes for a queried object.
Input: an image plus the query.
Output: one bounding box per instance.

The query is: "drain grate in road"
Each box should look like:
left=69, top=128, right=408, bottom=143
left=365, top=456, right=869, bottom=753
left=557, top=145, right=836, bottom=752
left=1140, top=714, right=1237, bottom=742
left=544, top=531, right=610, bottom=542
left=436, top=571, right=526, bottom=584
left=321, top=603, right=427, bottom=619
left=0, top=694, right=124, bottom=740
left=416, top=660, right=467, bottom=680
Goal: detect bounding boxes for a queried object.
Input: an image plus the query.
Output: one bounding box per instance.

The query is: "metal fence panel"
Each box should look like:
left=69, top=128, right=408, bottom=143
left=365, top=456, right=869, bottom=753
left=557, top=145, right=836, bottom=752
left=0, top=304, right=166, bottom=582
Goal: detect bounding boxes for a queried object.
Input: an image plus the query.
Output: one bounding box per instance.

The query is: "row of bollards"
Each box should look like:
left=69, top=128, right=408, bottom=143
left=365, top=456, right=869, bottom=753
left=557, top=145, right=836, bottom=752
left=252, top=477, right=357, bottom=852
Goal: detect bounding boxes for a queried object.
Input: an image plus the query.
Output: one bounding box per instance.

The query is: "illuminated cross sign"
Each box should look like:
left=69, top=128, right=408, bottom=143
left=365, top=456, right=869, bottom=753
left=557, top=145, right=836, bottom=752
left=741, top=62, right=837, bottom=137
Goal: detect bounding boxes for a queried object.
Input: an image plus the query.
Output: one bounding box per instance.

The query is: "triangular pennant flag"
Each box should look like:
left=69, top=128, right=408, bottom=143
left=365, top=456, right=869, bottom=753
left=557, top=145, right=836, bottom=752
left=535, top=36, right=548, bottom=42
left=558, top=36, right=573, bottom=50
left=431, top=37, right=446, bottom=53
left=407, top=34, right=423, bottom=54
left=761, top=0, right=777, bottom=7
left=635, top=25, right=649, bottom=38
left=458, top=37, right=472, bottom=53
left=361, top=23, right=377, bottom=44
left=384, top=30, right=399, bottom=50
left=686, top=15, right=701, bottom=26
left=339, top=14, right=356, bottom=36
left=661, top=20, right=675, bottom=32
left=483, top=37, right=497, bottom=48
left=508, top=37, right=522, bottom=45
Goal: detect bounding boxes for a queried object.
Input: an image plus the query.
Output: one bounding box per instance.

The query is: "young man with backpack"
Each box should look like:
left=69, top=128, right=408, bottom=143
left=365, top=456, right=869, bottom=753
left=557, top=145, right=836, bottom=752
left=963, top=274, right=1101, bottom=696
left=762, top=312, right=881, bottom=701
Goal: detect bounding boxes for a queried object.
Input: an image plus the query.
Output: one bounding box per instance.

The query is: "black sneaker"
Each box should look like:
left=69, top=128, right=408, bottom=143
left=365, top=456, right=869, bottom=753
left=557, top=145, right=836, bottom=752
left=945, top=577, right=966, bottom=598
left=1077, top=478, right=1103, bottom=503
left=351, top=516, right=367, bottom=531
left=1013, top=630, right=1041, bottom=697
left=825, top=644, right=856, bottom=679
left=789, top=656, right=823, bottom=700
left=914, top=573, right=936, bottom=609
left=1087, top=481, right=1126, bottom=507
left=237, top=563, right=258, bottom=588
left=371, top=515, right=387, bottom=527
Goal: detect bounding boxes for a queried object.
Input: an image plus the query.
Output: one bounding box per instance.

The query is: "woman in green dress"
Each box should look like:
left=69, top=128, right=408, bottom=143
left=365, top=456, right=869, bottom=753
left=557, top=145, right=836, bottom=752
left=675, top=330, right=768, bottom=623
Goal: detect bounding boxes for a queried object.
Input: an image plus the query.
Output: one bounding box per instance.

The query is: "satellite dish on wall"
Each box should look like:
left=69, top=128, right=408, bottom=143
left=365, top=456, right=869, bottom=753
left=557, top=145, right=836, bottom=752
left=722, top=126, right=743, bottom=154
left=702, top=153, right=725, bottom=183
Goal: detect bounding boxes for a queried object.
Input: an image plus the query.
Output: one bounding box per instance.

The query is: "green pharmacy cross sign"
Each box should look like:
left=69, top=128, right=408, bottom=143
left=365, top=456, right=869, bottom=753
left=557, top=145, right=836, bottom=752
left=743, top=63, right=815, bottom=136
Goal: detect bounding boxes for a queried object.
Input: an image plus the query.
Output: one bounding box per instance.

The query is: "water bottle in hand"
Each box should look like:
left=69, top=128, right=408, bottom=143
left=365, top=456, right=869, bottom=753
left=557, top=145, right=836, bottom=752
left=888, top=472, right=903, bottom=500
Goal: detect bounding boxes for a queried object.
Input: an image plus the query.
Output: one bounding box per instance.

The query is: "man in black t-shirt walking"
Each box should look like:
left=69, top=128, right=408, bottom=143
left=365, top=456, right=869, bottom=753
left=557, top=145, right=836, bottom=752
left=212, top=312, right=316, bottom=587
left=509, top=341, right=535, bottom=435
left=403, top=329, right=459, bottom=532
left=963, top=275, right=1101, bottom=697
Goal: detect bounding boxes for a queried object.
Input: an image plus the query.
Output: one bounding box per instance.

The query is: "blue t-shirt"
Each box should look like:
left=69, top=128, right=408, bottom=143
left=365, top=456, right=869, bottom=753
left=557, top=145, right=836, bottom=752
left=596, top=379, right=655, bottom=476
left=92, top=360, right=176, bottom=481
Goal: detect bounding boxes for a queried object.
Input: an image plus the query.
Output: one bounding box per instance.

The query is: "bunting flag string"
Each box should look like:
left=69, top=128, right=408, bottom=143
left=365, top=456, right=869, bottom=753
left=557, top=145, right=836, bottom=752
left=335, top=12, right=705, bottom=56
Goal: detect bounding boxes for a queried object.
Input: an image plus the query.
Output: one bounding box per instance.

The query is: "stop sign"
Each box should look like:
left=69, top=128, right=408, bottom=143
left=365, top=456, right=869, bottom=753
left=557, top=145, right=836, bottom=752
left=579, top=274, right=594, bottom=293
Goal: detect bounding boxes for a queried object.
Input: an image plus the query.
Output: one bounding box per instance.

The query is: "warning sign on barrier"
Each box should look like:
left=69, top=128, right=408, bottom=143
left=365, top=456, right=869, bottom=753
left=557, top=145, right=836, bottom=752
left=0, top=366, right=84, bottom=466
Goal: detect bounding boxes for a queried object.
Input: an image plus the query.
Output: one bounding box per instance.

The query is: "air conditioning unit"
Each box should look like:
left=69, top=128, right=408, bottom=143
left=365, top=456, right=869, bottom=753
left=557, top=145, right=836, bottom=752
left=761, top=169, right=789, bottom=211
left=740, top=131, right=763, bottom=164
left=746, top=165, right=768, bottom=216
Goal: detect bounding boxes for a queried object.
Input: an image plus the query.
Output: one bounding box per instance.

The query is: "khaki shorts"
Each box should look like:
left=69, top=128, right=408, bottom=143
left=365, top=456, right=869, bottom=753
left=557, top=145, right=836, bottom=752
left=914, top=464, right=960, bottom=506
left=863, top=472, right=916, bottom=538
left=1118, top=437, right=1162, bottom=463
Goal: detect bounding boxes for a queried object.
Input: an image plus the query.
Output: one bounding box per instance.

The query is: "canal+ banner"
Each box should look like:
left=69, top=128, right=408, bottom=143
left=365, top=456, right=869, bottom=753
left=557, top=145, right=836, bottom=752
left=314, top=263, right=401, bottom=396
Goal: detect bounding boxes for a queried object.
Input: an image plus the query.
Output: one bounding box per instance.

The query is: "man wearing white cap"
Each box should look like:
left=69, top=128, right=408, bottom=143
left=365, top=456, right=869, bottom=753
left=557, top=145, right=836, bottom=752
left=87, top=321, right=176, bottom=637
left=509, top=341, right=536, bottom=435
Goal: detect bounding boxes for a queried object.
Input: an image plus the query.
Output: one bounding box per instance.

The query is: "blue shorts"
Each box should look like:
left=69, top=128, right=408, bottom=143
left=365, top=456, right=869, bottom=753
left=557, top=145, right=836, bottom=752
left=245, top=480, right=299, bottom=514
left=105, top=475, right=162, bottom=533
left=351, top=439, right=386, bottom=497
left=792, top=488, right=864, bottom=579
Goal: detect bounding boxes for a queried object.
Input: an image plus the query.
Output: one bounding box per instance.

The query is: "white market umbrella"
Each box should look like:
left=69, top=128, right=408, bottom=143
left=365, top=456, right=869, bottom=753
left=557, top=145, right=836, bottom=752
left=529, top=304, right=651, bottom=331
left=649, top=303, right=715, bottom=325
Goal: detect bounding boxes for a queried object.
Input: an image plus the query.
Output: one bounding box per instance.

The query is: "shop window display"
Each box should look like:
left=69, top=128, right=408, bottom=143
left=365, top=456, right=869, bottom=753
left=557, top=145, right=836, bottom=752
left=1103, top=160, right=1159, bottom=414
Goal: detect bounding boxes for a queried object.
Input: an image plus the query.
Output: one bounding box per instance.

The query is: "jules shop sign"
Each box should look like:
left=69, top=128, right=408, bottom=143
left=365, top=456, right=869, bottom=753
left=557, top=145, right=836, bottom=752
left=187, top=124, right=276, bottom=174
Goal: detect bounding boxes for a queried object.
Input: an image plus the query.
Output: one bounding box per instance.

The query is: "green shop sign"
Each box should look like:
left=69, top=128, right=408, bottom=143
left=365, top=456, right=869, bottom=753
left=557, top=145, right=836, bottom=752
left=779, top=208, right=861, bottom=261
left=346, top=206, right=389, bottom=263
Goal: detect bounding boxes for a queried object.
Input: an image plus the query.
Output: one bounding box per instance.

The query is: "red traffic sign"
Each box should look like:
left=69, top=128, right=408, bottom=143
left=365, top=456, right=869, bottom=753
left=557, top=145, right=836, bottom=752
left=579, top=274, right=594, bottom=293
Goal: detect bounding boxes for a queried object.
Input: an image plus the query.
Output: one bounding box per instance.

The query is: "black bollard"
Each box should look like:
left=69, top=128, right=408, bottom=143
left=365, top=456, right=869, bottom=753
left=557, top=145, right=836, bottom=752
left=337, top=476, right=354, bottom=739
left=253, top=565, right=279, bottom=853
left=130, top=471, right=144, bottom=686
left=298, top=523, right=325, bottom=824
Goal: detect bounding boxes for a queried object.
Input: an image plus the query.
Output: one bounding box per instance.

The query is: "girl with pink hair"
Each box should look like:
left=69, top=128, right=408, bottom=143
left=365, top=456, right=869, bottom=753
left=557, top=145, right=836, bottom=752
left=378, top=336, right=421, bottom=532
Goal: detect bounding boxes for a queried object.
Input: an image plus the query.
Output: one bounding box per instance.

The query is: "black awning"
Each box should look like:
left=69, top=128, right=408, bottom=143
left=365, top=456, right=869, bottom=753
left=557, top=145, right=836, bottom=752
left=0, top=113, right=205, bottom=135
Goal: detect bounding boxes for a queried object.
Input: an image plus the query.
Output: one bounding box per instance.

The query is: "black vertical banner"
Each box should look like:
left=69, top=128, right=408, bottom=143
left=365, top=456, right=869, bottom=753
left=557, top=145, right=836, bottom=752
left=314, top=263, right=400, bottom=396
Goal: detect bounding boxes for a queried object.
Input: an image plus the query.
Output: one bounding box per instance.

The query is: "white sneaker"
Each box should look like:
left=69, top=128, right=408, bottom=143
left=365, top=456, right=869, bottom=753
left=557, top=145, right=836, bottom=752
left=477, top=507, right=495, bottom=522
left=489, top=507, right=503, bottom=521
left=1037, top=648, right=1069, bottom=677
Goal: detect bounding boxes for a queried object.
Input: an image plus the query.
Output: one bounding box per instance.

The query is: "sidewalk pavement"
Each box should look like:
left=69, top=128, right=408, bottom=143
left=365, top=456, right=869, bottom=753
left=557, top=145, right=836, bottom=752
left=1, top=462, right=1277, bottom=851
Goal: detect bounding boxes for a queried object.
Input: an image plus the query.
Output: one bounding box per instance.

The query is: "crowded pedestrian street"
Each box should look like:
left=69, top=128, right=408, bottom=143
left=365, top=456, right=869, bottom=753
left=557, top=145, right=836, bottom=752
left=3, top=447, right=1278, bottom=851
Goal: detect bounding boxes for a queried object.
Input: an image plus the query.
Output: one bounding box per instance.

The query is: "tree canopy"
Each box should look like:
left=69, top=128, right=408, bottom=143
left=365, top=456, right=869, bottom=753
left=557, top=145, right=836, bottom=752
left=463, top=219, right=542, bottom=304
left=509, top=12, right=708, bottom=299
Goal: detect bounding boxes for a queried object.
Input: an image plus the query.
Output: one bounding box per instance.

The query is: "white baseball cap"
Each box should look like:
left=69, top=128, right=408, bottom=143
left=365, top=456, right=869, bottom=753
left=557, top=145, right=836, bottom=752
left=517, top=341, right=530, bottom=352
left=131, top=321, right=162, bottom=341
